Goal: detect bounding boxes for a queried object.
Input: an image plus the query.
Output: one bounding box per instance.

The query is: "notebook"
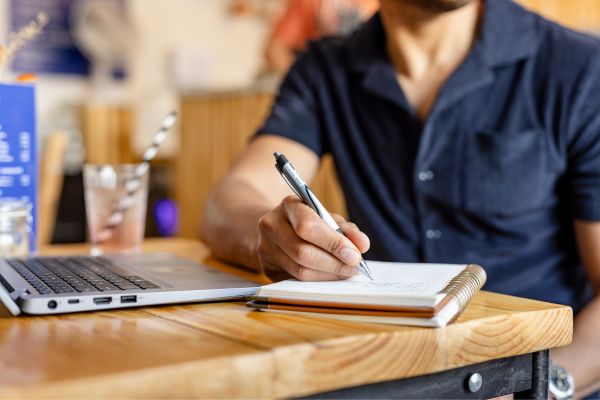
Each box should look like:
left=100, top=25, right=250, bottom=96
left=247, top=261, right=486, bottom=327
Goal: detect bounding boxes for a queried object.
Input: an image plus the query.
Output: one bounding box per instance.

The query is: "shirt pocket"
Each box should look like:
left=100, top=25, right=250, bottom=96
left=463, top=129, right=546, bottom=216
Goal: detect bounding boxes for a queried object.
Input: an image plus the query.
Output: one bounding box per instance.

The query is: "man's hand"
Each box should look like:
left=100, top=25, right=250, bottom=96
left=257, top=196, right=370, bottom=281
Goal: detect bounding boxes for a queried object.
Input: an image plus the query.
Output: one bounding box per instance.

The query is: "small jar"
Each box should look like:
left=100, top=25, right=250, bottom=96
left=0, top=200, right=32, bottom=257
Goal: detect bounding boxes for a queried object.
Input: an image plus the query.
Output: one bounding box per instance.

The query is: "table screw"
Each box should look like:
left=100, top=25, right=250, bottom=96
left=468, top=373, right=483, bottom=392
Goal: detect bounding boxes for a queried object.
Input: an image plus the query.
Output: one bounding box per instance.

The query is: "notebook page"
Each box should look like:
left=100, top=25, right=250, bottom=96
left=258, top=261, right=466, bottom=306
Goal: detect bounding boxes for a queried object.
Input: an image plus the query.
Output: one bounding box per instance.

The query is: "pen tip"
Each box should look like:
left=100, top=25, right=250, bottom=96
left=273, top=151, right=281, bottom=158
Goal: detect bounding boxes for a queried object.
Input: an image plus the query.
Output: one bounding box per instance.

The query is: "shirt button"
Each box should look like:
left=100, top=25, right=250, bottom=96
left=426, top=229, right=442, bottom=240
left=418, top=170, right=434, bottom=182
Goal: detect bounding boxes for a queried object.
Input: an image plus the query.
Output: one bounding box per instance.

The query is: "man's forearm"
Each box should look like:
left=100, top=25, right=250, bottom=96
left=551, top=296, right=600, bottom=397
left=200, top=179, right=273, bottom=273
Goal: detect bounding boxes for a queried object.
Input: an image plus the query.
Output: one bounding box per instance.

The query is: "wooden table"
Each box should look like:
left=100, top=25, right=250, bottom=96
left=0, top=238, right=573, bottom=399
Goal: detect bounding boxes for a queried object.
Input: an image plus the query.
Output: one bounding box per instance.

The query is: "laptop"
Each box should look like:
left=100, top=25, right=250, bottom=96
left=0, top=252, right=258, bottom=316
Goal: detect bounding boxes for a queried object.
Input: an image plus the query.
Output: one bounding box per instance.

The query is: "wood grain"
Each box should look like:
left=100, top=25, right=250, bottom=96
left=0, top=239, right=573, bottom=398
left=0, top=308, right=271, bottom=399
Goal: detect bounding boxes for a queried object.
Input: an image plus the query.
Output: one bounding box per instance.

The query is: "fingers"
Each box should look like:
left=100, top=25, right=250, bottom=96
left=331, top=213, right=346, bottom=225
left=283, top=198, right=362, bottom=267
left=258, top=234, right=347, bottom=282
left=259, top=204, right=358, bottom=278
left=277, top=222, right=359, bottom=277
left=285, top=199, right=371, bottom=262
left=256, top=196, right=371, bottom=282
left=338, top=221, right=370, bottom=254
left=331, top=213, right=370, bottom=253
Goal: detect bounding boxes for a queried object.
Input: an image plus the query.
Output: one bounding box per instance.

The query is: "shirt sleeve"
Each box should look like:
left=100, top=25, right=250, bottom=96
left=567, top=48, right=600, bottom=220
left=256, top=45, right=327, bottom=157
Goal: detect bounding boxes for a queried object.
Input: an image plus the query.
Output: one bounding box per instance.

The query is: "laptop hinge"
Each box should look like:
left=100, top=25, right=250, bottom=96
left=0, top=274, right=27, bottom=299
left=0, top=273, right=23, bottom=316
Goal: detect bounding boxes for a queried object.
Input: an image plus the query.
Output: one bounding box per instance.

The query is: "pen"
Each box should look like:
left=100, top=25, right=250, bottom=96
left=273, top=152, right=374, bottom=280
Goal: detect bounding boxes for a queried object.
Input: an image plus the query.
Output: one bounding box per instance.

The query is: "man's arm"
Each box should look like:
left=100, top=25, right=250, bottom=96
left=200, top=135, right=317, bottom=271
left=551, top=220, right=600, bottom=397
left=200, top=134, right=369, bottom=279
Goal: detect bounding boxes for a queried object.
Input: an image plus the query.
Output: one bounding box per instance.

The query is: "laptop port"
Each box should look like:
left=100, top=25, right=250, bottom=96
left=68, top=299, right=80, bottom=304
left=93, top=297, right=112, bottom=305
left=47, top=300, right=57, bottom=309
left=120, top=295, right=137, bottom=304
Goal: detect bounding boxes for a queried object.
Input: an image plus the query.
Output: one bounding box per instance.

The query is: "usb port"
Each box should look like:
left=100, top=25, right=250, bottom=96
left=120, top=295, right=137, bottom=304
left=93, top=297, right=112, bottom=305
left=68, top=299, right=80, bottom=304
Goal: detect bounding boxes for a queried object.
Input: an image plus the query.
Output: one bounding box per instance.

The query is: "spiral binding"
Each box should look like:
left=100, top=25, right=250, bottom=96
left=440, top=264, right=487, bottom=311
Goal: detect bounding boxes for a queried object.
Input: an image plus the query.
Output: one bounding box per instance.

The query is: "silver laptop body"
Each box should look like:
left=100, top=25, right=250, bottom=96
left=0, top=252, right=258, bottom=316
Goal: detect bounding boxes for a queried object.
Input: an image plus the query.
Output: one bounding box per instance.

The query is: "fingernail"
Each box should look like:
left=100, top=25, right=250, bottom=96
left=340, top=247, right=360, bottom=266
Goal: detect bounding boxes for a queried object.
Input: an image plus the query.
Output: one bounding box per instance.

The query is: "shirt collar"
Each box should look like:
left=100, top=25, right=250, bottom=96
left=478, top=0, right=540, bottom=66
left=347, top=0, right=541, bottom=72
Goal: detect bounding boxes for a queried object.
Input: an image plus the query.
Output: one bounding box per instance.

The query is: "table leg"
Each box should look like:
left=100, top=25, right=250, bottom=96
left=514, top=350, right=549, bottom=400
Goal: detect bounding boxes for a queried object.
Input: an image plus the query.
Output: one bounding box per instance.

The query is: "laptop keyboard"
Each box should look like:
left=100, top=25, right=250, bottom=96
left=7, top=257, right=161, bottom=295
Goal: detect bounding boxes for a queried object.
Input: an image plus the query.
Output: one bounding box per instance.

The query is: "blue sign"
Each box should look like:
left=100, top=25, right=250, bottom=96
left=0, top=84, right=38, bottom=250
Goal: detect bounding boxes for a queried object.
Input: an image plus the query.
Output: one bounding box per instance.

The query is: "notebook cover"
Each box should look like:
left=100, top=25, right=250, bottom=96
left=247, top=294, right=453, bottom=317
left=247, top=300, right=440, bottom=318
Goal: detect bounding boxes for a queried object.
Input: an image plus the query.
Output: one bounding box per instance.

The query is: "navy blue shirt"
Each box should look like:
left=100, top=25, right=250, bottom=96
left=257, top=0, right=600, bottom=312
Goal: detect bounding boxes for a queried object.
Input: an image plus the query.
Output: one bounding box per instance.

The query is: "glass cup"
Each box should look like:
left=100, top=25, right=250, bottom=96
left=0, top=199, right=32, bottom=257
left=83, top=164, right=149, bottom=255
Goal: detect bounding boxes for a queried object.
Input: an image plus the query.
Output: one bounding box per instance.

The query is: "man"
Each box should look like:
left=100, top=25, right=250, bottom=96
left=201, top=0, right=600, bottom=396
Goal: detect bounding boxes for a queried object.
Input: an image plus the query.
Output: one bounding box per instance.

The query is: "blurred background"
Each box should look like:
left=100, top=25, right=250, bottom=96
left=0, top=0, right=599, bottom=246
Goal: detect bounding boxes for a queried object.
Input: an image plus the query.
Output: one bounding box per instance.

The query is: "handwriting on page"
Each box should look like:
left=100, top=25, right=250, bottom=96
left=265, top=262, right=467, bottom=297
left=341, top=279, right=427, bottom=294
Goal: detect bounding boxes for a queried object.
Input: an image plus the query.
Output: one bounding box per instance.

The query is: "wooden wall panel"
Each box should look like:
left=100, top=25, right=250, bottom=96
left=175, top=93, right=347, bottom=238
left=82, top=104, right=136, bottom=165
left=516, top=0, right=600, bottom=33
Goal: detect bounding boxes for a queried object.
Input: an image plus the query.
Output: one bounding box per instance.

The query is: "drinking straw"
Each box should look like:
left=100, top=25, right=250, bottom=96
left=95, top=111, right=177, bottom=243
